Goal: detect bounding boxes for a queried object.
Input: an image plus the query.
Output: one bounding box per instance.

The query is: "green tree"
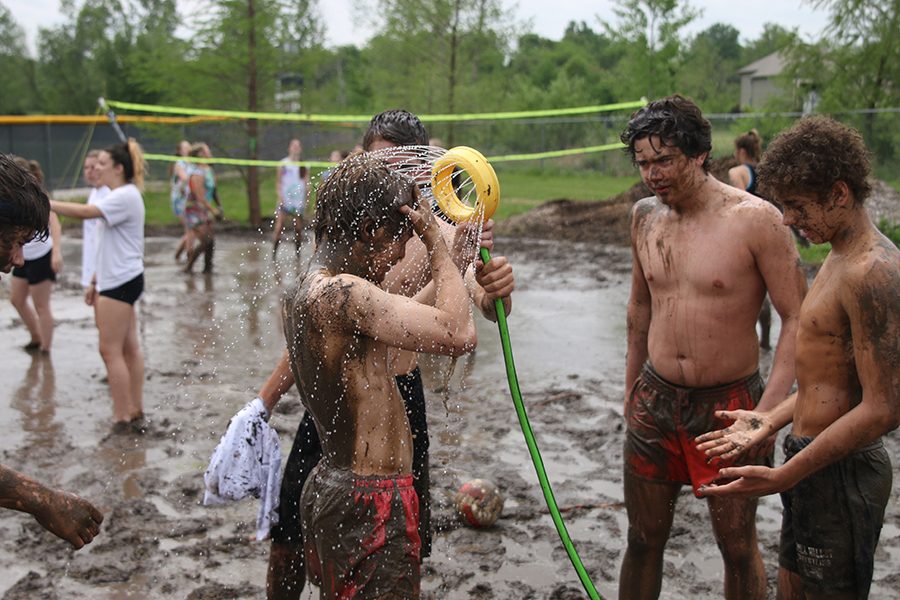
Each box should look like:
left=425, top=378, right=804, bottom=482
left=600, top=0, right=699, bottom=100
left=35, top=0, right=135, bottom=113
left=676, top=23, right=741, bottom=112
left=357, top=0, right=518, bottom=145
left=783, top=0, right=899, bottom=164
left=134, top=0, right=323, bottom=225
left=0, top=2, right=40, bottom=113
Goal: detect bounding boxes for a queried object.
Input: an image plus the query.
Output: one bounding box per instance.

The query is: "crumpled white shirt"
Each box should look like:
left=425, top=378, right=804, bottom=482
left=203, top=397, right=281, bottom=540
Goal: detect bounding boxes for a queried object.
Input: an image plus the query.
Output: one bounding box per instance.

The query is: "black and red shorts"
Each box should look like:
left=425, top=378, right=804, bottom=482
left=301, top=463, right=421, bottom=599
left=624, top=362, right=772, bottom=495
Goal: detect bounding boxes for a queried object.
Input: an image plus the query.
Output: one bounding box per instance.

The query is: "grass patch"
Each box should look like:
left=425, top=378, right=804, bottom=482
left=797, top=242, right=831, bottom=265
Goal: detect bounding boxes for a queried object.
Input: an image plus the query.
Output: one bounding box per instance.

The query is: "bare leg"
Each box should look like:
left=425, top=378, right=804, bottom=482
left=122, top=306, right=144, bottom=418
left=267, top=540, right=305, bottom=600
left=273, top=210, right=285, bottom=258
left=708, top=495, right=767, bottom=600
left=96, top=296, right=141, bottom=423
left=619, top=472, right=680, bottom=600
left=10, top=276, right=41, bottom=347
left=29, top=280, right=54, bottom=352
left=293, top=216, right=304, bottom=256
left=184, top=225, right=209, bottom=273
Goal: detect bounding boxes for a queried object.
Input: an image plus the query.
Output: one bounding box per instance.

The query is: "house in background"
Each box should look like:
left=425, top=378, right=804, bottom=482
left=737, top=50, right=820, bottom=114
left=737, top=51, right=786, bottom=109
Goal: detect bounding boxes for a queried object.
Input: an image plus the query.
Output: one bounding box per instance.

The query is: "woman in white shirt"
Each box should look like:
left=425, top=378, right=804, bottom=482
left=51, top=139, right=146, bottom=433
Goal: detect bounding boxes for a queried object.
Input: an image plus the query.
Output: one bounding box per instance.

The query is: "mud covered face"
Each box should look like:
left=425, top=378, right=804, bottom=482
left=777, top=191, right=839, bottom=245
left=0, top=226, right=33, bottom=275
left=633, top=136, right=704, bottom=206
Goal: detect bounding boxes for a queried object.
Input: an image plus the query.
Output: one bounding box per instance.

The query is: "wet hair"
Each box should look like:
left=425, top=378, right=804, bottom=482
left=362, top=109, right=430, bottom=151
left=734, top=129, right=762, bottom=162
left=758, top=116, right=872, bottom=205
left=105, top=138, right=147, bottom=190
left=314, top=153, right=417, bottom=245
left=0, top=153, right=50, bottom=243
left=620, top=94, right=712, bottom=172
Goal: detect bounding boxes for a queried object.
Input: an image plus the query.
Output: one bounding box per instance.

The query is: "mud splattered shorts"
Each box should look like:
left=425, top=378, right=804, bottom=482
left=779, top=434, right=891, bottom=599
left=301, top=462, right=421, bottom=599
left=624, top=362, right=771, bottom=495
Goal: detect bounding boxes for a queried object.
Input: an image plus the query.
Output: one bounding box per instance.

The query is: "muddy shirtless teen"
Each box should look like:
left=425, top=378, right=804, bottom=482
left=281, top=154, right=476, bottom=599
left=618, top=96, right=807, bottom=600
left=698, top=116, right=899, bottom=600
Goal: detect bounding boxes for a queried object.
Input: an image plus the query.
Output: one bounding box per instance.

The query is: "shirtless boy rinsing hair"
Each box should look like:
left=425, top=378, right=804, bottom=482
left=283, top=154, right=476, bottom=598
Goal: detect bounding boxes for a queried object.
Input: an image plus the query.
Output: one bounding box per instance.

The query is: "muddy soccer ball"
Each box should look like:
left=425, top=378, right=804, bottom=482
left=454, top=478, right=504, bottom=528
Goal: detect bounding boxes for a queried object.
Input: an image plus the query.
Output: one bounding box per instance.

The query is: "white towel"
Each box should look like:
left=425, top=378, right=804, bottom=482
left=203, top=397, right=282, bottom=540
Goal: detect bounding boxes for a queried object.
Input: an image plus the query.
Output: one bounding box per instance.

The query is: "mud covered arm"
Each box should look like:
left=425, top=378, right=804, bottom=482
left=704, top=258, right=900, bottom=497
left=351, top=201, right=476, bottom=357
left=751, top=205, right=807, bottom=412
left=625, top=201, right=653, bottom=398
left=0, top=464, right=103, bottom=549
left=778, top=258, right=900, bottom=482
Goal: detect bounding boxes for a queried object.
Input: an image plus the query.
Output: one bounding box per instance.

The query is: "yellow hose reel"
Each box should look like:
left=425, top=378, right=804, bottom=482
left=431, top=146, right=500, bottom=223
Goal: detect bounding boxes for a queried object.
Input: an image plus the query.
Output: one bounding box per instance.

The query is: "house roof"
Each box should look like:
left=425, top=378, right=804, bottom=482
left=738, top=51, right=786, bottom=78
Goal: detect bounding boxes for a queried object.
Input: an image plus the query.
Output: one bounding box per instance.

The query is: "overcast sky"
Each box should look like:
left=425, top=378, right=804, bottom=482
left=6, top=0, right=830, bottom=56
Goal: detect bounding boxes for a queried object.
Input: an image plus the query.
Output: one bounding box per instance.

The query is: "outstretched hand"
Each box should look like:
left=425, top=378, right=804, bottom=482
left=33, top=489, right=104, bottom=549
left=695, top=409, right=773, bottom=461
left=697, top=464, right=788, bottom=498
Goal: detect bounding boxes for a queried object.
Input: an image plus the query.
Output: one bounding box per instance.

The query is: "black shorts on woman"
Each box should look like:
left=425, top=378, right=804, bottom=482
left=99, top=273, right=144, bottom=305
left=11, top=249, right=56, bottom=285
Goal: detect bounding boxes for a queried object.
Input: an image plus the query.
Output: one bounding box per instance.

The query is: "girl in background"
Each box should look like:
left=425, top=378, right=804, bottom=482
left=51, top=139, right=146, bottom=433
left=9, top=158, right=62, bottom=354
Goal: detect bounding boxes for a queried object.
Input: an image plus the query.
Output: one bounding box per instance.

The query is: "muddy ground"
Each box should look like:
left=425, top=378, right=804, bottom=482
left=1, top=192, right=898, bottom=599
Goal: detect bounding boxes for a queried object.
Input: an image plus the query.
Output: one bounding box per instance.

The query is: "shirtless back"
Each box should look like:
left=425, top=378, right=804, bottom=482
left=283, top=269, right=416, bottom=476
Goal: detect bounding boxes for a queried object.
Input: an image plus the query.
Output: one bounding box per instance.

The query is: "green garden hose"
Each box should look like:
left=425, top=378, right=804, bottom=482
left=480, top=246, right=604, bottom=600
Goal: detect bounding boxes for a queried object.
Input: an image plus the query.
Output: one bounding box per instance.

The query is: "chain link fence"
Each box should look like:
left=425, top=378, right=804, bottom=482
left=1, top=109, right=897, bottom=193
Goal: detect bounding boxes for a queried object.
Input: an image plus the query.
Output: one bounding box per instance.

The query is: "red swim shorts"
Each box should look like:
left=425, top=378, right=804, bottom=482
left=624, top=362, right=772, bottom=495
left=301, top=463, right=421, bottom=599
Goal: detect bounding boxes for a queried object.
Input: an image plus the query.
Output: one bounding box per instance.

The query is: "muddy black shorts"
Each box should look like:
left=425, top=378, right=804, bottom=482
left=301, top=463, right=420, bottom=599
left=11, top=249, right=56, bottom=285
left=624, top=362, right=771, bottom=495
left=98, top=273, right=144, bottom=305
left=270, top=368, right=433, bottom=558
left=779, top=434, right=892, bottom=598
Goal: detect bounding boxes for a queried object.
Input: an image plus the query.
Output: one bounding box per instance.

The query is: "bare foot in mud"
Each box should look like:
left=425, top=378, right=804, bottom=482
left=32, top=489, right=104, bottom=549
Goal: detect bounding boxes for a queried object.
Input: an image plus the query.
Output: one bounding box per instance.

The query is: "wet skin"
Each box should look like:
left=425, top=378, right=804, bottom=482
left=0, top=465, right=104, bottom=549
left=627, top=137, right=806, bottom=406
left=281, top=198, right=476, bottom=476
left=698, top=186, right=900, bottom=495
